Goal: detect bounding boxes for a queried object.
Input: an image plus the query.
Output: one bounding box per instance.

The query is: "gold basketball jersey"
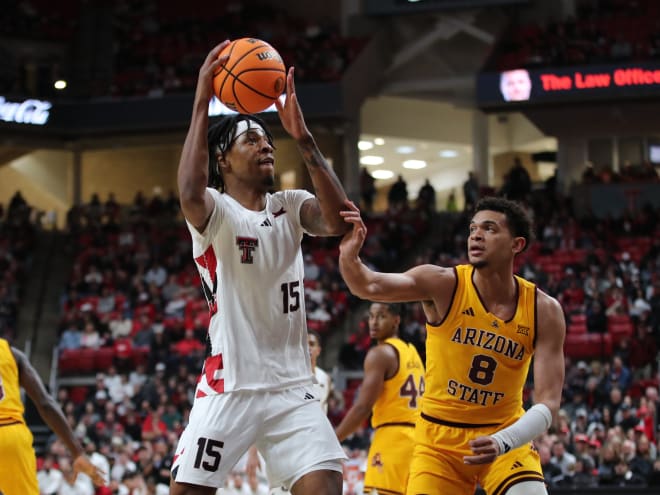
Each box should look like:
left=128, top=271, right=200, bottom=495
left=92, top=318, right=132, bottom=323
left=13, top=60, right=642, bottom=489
left=0, top=338, right=24, bottom=426
left=422, top=265, right=536, bottom=426
left=371, top=337, right=425, bottom=428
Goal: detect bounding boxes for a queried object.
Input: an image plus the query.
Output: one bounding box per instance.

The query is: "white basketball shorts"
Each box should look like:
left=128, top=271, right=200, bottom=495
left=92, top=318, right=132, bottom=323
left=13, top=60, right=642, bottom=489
left=171, top=385, right=346, bottom=489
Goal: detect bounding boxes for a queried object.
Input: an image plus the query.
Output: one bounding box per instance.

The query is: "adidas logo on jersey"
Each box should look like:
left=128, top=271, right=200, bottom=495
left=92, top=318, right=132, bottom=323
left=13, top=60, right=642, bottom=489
left=260, top=218, right=272, bottom=227
left=511, top=461, right=523, bottom=470
left=304, top=392, right=314, bottom=400
left=461, top=307, right=475, bottom=316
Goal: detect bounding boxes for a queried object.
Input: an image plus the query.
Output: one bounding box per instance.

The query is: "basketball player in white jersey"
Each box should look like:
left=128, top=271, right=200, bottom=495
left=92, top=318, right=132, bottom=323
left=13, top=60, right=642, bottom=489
left=308, top=330, right=332, bottom=414
left=170, top=41, right=349, bottom=495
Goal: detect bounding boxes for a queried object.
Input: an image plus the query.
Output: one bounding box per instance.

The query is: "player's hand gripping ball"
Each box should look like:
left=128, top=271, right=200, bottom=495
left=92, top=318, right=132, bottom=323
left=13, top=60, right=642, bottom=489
left=213, top=38, right=286, bottom=114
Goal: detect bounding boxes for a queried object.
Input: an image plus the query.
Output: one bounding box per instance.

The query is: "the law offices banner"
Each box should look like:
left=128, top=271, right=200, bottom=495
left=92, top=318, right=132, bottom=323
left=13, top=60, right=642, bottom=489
left=477, top=61, right=660, bottom=110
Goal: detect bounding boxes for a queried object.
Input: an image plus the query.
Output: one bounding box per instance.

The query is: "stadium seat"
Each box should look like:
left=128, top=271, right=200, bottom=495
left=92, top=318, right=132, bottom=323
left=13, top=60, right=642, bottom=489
left=564, top=333, right=612, bottom=360
left=570, top=314, right=587, bottom=325
left=568, top=323, right=587, bottom=334
left=58, top=348, right=99, bottom=375
left=95, top=347, right=116, bottom=371
left=608, top=314, right=632, bottom=327
left=609, top=323, right=634, bottom=346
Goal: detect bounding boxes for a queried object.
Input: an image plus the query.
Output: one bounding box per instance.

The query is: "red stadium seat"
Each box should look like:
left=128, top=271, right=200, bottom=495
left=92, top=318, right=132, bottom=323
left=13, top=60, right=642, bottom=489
left=609, top=323, right=634, bottom=346
left=56, top=349, right=94, bottom=374
left=570, top=314, right=587, bottom=325
left=95, top=347, right=116, bottom=370
left=608, top=314, right=632, bottom=327
left=568, top=323, right=587, bottom=334
left=564, top=333, right=612, bottom=360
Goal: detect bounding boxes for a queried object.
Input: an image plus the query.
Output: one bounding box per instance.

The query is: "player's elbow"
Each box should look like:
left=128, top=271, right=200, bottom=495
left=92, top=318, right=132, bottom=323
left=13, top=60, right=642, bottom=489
left=322, top=218, right=351, bottom=237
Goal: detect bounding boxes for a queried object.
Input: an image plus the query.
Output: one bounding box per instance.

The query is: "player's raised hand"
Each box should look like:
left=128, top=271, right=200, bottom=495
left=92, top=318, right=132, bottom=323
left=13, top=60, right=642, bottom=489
left=339, top=200, right=367, bottom=258
left=275, top=67, right=310, bottom=141
left=196, top=40, right=232, bottom=103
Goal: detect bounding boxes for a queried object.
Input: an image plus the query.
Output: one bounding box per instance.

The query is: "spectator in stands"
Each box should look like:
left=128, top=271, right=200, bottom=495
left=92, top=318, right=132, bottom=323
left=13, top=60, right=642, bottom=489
left=586, top=299, right=608, bottom=333
left=462, top=171, right=479, bottom=211
left=172, top=328, right=205, bottom=368
left=144, top=261, right=168, bottom=288
left=607, top=357, right=633, bottom=394
left=387, top=175, right=408, bottom=213
left=574, top=433, right=595, bottom=466
left=59, top=323, right=82, bottom=351
left=37, top=453, right=63, bottom=495
left=539, top=443, right=563, bottom=487
left=161, top=274, right=181, bottom=302
left=572, top=454, right=598, bottom=488
left=339, top=319, right=371, bottom=369
left=141, top=404, right=168, bottom=442
left=8, top=190, right=27, bottom=217
left=80, top=322, right=101, bottom=349
left=551, top=440, right=577, bottom=477
left=501, top=157, right=532, bottom=202
left=618, top=403, right=641, bottom=433
left=416, top=178, right=436, bottom=213
left=629, top=321, right=657, bottom=379
left=445, top=190, right=458, bottom=212
left=360, top=167, right=376, bottom=213
left=147, top=329, right=170, bottom=370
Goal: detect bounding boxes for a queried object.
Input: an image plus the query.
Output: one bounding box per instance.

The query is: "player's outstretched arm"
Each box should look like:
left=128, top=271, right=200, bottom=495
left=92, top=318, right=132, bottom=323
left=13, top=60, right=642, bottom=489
left=178, top=41, right=230, bottom=231
left=339, top=200, right=450, bottom=302
left=12, top=347, right=106, bottom=486
left=276, top=67, right=348, bottom=237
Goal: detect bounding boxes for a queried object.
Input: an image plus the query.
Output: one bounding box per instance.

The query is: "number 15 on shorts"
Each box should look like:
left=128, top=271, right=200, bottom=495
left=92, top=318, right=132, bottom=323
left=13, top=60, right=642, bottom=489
left=195, top=437, right=224, bottom=472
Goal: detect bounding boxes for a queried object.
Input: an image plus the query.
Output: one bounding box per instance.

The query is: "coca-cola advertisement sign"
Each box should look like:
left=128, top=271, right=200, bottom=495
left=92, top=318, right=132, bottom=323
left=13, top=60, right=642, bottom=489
left=0, top=96, right=51, bottom=125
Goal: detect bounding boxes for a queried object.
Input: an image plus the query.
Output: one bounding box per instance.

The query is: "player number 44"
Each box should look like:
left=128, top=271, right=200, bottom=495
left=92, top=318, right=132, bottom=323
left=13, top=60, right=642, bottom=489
left=399, top=374, right=425, bottom=408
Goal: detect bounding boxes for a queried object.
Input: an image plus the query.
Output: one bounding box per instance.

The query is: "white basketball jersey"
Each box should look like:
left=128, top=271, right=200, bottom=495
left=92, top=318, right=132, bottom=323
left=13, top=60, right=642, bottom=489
left=186, top=188, right=315, bottom=395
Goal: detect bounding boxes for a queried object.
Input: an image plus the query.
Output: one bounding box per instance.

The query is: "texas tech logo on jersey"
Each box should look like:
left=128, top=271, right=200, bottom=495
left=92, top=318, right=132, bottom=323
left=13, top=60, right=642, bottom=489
left=236, top=236, right=258, bottom=263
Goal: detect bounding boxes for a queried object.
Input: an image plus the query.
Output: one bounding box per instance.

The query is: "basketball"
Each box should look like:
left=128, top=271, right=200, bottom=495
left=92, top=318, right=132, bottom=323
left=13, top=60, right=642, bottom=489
left=213, top=38, right=286, bottom=114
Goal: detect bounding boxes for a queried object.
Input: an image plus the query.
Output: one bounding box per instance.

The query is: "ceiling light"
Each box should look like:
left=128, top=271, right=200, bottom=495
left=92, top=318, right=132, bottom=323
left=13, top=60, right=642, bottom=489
left=360, top=155, right=384, bottom=166
left=358, top=140, right=373, bottom=150
left=54, top=80, right=67, bottom=90
left=395, top=145, right=415, bottom=154
left=372, top=169, right=394, bottom=179
left=439, top=150, right=458, bottom=158
left=403, top=160, right=427, bottom=169
left=374, top=138, right=385, bottom=145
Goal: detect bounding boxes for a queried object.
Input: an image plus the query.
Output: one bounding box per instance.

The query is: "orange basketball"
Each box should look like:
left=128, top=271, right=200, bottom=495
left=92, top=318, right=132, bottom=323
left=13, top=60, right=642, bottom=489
left=213, top=38, right=286, bottom=114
